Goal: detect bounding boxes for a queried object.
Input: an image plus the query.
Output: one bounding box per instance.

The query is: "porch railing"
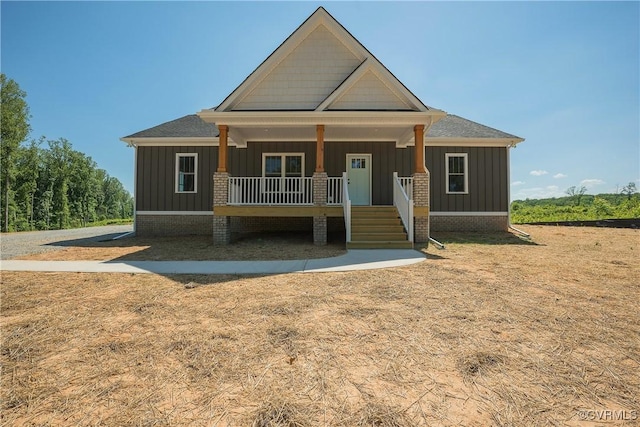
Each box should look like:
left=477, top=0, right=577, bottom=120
left=327, top=177, right=343, bottom=205
left=393, top=172, right=413, bottom=243
left=228, top=177, right=313, bottom=205
left=342, top=172, right=351, bottom=242
left=399, top=177, right=413, bottom=200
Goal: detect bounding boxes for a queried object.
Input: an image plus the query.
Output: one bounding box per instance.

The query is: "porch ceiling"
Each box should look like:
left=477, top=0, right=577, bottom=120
left=230, top=124, right=415, bottom=147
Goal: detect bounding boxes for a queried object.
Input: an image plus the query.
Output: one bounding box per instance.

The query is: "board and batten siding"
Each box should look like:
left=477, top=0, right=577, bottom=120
left=136, top=146, right=217, bottom=211
left=325, top=142, right=414, bottom=205
left=228, top=142, right=316, bottom=177
left=426, top=146, right=508, bottom=212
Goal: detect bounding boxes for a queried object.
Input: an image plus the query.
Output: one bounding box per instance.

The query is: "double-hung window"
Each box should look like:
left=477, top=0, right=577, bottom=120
left=176, top=153, right=197, bottom=193
left=445, top=153, right=468, bottom=194
left=262, top=153, right=304, bottom=192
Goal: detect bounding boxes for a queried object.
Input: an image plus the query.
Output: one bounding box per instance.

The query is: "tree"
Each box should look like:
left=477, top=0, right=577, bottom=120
left=565, top=185, right=587, bottom=206
left=1, top=74, right=31, bottom=232
left=621, top=182, right=638, bottom=200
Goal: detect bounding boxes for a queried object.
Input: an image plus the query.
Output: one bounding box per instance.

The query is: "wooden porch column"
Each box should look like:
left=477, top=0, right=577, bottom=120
left=315, top=124, right=325, bottom=172
left=414, top=124, right=425, bottom=173
left=217, top=125, right=229, bottom=173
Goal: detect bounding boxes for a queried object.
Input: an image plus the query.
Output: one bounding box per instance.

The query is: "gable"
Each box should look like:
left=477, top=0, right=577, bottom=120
left=327, top=69, right=414, bottom=111
left=234, top=25, right=362, bottom=111
left=215, top=7, right=428, bottom=113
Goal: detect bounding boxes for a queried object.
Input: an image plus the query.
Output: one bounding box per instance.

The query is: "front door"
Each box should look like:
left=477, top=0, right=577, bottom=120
left=346, top=154, right=371, bottom=206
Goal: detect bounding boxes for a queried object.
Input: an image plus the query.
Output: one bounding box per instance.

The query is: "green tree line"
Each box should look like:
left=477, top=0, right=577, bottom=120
left=1, top=74, right=132, bottom=232
left=511, top=184, right=640, bottom=224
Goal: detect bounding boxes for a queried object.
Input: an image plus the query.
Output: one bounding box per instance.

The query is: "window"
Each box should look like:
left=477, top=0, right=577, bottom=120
left=445, top=153, right=468, bottom=194
left=262, top=153, right=304, bottom=178
left=176, top=153, right=197, bottom=193
left=262, top=153, right=304, bottom=193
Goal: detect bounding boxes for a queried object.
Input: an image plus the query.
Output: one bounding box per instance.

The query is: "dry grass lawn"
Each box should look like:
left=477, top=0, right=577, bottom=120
left=2, top=226, right=639, bottom=426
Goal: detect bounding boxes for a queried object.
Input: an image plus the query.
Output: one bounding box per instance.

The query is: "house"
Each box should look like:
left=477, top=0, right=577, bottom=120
left=121, top=7, right=524, bottom=248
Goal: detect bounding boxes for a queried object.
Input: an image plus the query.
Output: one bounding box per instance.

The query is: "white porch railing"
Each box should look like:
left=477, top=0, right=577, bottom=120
left=342, top=172, right=351, bottom=242
left=327, top=177, right=343, bottom=205
left=228, top=177, right=313, bottom=205
left=393, top=172, right=414, bottom=243
left=399, top=176, right=413, bottom=200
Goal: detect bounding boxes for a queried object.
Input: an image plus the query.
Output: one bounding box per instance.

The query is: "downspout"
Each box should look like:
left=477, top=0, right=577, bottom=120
left=507, top=144, right=530, bottom=239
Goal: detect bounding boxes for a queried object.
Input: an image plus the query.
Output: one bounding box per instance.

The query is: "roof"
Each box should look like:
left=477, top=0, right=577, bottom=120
left=123, top=115, right=219, bottom=139
left=427, top=115, right=522, bottom=140
left=123, top=113, right=521, bottom=141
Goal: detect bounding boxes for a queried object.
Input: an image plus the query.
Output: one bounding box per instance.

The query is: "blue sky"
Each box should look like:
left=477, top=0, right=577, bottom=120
left=2, top=1, right=638, bottom=200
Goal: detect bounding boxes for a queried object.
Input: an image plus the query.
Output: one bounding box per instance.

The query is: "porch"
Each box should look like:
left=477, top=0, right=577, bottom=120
left=214, top=173, right=418, bottom=248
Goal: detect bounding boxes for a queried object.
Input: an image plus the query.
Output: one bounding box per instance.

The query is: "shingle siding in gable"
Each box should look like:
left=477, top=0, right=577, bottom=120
left=234, top=25, right=362, bottom=110
left=328, top=70, right=413, bottom=110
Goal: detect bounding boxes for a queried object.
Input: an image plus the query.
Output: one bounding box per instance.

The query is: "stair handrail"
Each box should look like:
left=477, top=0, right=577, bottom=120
left=342, top=172, right=351, bottom=242
left=393, top=172, right=414, bottom=243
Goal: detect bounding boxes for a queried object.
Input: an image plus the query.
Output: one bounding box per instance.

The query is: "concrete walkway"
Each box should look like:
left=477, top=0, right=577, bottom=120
left=0, top=249, right=426, bottom=274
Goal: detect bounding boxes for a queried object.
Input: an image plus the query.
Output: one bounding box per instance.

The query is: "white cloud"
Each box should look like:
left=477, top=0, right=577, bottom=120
left=553, top=173, right=568, bottom=179
left=580, top=179, right=605, bottom=189
left=530, top=170, right=548, bottom=176
left=512, top=185, right=565, bottom=200
left=511, top=181, right=525, bottom=186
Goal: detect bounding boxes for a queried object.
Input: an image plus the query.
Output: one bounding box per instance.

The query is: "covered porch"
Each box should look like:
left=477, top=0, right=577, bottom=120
left=198, top=111, right=441, bottom=246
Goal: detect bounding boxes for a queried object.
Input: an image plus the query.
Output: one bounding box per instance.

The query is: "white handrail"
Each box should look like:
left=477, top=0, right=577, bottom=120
left=342, top=172, right=351, bottom=242
left=393, top=172, right=413, bottom=243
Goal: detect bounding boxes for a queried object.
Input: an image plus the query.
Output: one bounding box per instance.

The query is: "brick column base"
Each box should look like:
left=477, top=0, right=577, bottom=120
left=213, top=172, right=230, bottom=246
left=313, top=216, right=327, bottom=245
left=312, top=172, right=328, bottom=246
left=213, top=215, right=231, bottom=246
left=412, top=172, right=430, bottom=243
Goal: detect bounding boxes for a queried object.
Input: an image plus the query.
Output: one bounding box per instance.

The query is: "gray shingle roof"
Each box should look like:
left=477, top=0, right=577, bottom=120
left=427, top=114, right=521, bottom=139
left=124, top=113, right=521, bottom=141
left=124, top=115, right=219, bottom=138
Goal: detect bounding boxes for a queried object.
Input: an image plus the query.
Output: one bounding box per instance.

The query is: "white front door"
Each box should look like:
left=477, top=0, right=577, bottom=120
left=346, top=154, right=371, bottom=206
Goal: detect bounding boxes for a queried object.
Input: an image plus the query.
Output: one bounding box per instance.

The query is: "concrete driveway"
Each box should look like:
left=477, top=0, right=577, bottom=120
left=0, top=225, right=133, bottom=260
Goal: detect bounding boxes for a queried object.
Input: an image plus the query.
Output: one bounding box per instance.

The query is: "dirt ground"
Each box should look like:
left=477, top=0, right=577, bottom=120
left=13, top=231, right=346, bottom=261
left=1, top=226, right=638, bottom=426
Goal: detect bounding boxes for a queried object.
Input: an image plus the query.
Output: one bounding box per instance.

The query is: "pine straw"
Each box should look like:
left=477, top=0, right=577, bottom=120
left=1, top=226, right=638, bottom=426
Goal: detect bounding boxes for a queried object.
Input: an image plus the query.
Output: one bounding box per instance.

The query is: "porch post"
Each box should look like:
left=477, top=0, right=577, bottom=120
left=313, top=124, right=327, bottom=245
left=217, top=124, right=228, bottom=173
left=315, top=124, right=325, bottom=172
left=413, top=124, right=429, bottom=244
left=213, top=124, right=230, bottom=245
left=414, top=124, right=425, bottom=174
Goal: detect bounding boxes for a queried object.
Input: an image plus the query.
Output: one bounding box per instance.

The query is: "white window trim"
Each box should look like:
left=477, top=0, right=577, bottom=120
left=261, top=153, right=305, bottom=178
left=175, top=153, right=198, bottom=193
left=445, top=152, right=468, bottom=195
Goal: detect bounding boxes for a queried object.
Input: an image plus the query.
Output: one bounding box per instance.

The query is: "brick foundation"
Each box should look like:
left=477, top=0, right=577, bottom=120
left=430, top=215, right=509, bottom=232
left=136, top=214, right=213, bottom=236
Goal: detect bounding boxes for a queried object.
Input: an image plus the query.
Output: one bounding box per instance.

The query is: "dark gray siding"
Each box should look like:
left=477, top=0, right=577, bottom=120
left=137, top=146, right=217, bottom=211
left=426, top=146, right=508, bottom=212
left=228, top=142, right=316, bottom=177
left=325, top=142, right=414, bottom=205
